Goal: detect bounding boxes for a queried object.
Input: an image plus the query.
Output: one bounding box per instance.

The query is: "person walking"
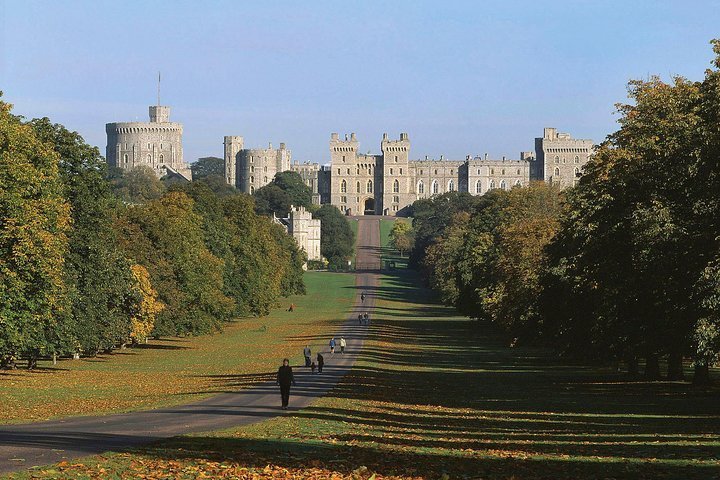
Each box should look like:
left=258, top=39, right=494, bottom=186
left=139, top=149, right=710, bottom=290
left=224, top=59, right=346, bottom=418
left=363, top=313, right=369, bottom=325
left=361, top=292, right=366, bottom=303
left=329, top=337, right=336, bottom=354
left=276, top=358, right=296, bottom=410
left=340, top=336, right=347, bottom=354
left=358, top=314, right=363, bottom=325
left=317, top=352, right=324, bottom=373
left=303, top=345, right=311, bottom=367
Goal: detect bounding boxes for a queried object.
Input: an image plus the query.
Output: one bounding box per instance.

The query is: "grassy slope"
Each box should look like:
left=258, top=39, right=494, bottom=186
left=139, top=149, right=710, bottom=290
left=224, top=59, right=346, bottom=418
left=9, top=267, right=720, bottom=479
left=0, top=272, right=356, bottom=424
left=348, top=218, right=359, bottom=267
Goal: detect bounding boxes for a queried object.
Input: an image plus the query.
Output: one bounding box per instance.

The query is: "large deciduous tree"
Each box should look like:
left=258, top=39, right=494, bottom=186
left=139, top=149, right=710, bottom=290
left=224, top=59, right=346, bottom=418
left=0, top=100, right=71, bottom=368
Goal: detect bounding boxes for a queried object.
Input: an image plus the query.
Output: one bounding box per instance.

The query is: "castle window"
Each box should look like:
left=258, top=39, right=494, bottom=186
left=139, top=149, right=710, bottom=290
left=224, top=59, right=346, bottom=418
left=450, top=170, right=453, bottom=175
left=555, top=156, right=560, bottom=164
left=367, top=180, right=373, bottom=193
left=477, top=169, right=481, bottom=174
left=515, top=179, right=522, bottom=187
left=159, top=154, right=164, bottom=163
left=448, top=180, right=455, bottom=192
left=554, top=167, right=560, bottom=176
left=489, top=180, right=495, bottom=190
left=432, top=180, right=439, bottom=194
left=160, top=143, right=163, bottom=149
left=368, top=168, right=372, bottom=175
left=393, top=195, right=399, bottom=203
left=517, top=169, right=521, bottom=175
left=563, top=158, right=567, bottom=164
left=264, top=176, right=268, bottom=183
left=390, top=168, right=394, bottom=175
left=147, top=143, right=151, bottom=149
left=394, top=155, right=398, bottom=162
left=337, top=168, right=340, bottom=175
left=342, top=155, right=346, bottom=163
left=434, top=169, right=438, bottom=175
left=341, top=196, right=347, bottom=204
left=250, top=156, right=254, bottom=163
left=500, top=180, right=507, bottom=190
left=575, top=167, right=581, bottom=177
left=250, top=186, right=255, bottom=194
left=400, top=168, right=403, bottom=174
left=420, top=169, right=423, bottom=175
left=347, top=168, right=350, bottom=174
left=574, top=155, right=580, bottom=164
left=491, top=168, right=494, bottom=175
left=393, top=179, right=399, bottom=193
left=475, top=180, right=482, bottom=194
left=123, top=154, right=128, bottom=164
left=250, top=166, right=254, bottom=172
left=341, top=180, right=347, bottom=193
left=357, top=181, right=361, bottom=193
left=501, top=169, right=505, bottom=175
left=418, top=181, right=424, bottom=194
left=147, top=154, right=151, bottom=162
left=264, top=166, right=267, bottom=172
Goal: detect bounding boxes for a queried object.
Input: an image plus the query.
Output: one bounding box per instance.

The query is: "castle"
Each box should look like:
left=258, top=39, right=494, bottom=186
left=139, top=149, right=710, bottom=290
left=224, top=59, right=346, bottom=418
left=106, top=105, right=192, bottom=181
left=274, top=206, right=322, bottom=264
left=224, top=127, right=593, bottom=216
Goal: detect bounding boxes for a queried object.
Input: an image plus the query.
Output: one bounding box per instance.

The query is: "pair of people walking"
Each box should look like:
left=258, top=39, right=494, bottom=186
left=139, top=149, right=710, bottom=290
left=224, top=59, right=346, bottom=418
left=329, top=336, right=346, bottom=354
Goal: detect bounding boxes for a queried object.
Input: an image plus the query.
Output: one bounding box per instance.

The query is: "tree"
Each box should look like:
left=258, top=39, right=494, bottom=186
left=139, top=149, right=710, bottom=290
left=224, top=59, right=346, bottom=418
left=109, top=165, right=166, bottom=203
left=313, top=205, right=355, bottom=270
left=253, top=183, right=292, bottom=217
left=0, top=99, right=72, bottom=368
left=191, top=156, right=224, bottom=180
left=273, top=171, right=313, bottom=210
left=129, top=264, right=164, bottom=344
left=30, top=118, right=139, bottom=356
left=389, top=221, right=414, bottom=256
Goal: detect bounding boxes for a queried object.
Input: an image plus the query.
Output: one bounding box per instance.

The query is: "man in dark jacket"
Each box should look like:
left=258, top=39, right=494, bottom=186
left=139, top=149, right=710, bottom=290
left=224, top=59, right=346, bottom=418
left=276, top=358, right=296, bottom=410
left=317, top=352, right=324, bottom=373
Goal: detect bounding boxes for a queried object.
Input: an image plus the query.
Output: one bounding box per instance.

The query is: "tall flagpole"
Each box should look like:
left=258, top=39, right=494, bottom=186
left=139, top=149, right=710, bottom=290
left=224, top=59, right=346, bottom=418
left=157, top=72, right=161, bottom=106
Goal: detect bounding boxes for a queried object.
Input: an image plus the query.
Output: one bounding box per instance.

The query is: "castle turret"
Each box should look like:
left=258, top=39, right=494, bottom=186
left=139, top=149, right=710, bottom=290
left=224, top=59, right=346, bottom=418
left=223, top=136, right=244, bottom=187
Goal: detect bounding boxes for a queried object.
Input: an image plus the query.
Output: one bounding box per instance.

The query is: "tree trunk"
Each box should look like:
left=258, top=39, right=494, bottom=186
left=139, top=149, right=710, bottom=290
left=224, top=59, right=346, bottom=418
left=626, top=357, right=639, bottom=377
left=0, top=355, right=16, bottom=370
left=644, top=354, right=661, bottom=380
left=27, top=357, right=37, bottom=370
left=693, top=363, right=710, bottom=385
left=52, top=353, right=57, bottom=366
left=666, top=352, right=684, bottom=381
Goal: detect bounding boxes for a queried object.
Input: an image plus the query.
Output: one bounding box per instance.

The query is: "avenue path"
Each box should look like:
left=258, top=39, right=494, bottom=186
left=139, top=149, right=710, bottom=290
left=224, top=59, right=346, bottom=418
left=0, top=217, right=382, bottom=474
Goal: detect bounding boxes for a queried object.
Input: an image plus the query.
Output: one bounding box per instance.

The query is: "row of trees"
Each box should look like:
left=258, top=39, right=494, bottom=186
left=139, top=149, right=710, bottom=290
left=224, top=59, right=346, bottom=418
left=0, top=99, right=305, bottom=367
left=410, top=41, right=720, bottom=384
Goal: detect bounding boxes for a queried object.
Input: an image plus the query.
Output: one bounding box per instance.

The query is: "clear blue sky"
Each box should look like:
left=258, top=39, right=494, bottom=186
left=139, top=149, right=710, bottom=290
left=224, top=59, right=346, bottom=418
left=1, top=0, right=719, bottom=164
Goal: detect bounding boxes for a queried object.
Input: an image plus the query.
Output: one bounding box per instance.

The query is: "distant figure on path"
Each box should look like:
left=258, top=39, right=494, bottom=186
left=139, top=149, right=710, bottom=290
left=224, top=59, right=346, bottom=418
left=361, top=292, right=366, bottom=303
left=276, top=358, right=296, bottom=410
left=311, top=361, right=316, bottom=373
left=329, top=337, right=336, bottom=354
left=363, top=313, right=369, bottom=325
left=288, top=303, right=295, bottom=312
left=340, top=337, right=347, bottom=354
left=303, top=345, right=311, bottom=367
left=317, top=353, right=324, bottom=373
left=358, top=314, right=363, bottom=325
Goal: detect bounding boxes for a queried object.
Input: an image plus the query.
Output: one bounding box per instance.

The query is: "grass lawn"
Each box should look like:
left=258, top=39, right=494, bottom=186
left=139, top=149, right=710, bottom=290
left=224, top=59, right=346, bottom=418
left=348, top=217, right=359, bottom=267
left=9, top=268, right=719, bottom=479
left=379, top=217, right=410, bottom=269
left=0, top=272, right=356, bottom=424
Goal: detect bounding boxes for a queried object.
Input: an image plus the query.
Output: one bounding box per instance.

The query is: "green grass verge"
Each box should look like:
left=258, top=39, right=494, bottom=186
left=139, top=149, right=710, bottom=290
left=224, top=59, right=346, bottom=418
left=10, top=268, right=720, bottom=479
left=0, top=272, right=356, bottom=424
left=379, top=218, right=410, bottom=269
left=348, top=218, right=359, bottom=267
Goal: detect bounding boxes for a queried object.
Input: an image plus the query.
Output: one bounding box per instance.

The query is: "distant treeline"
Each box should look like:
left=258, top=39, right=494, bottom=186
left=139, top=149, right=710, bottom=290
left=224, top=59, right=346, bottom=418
left=0, top=98, right=305, bottom=368
left=407, top=42, right=720, bottom=384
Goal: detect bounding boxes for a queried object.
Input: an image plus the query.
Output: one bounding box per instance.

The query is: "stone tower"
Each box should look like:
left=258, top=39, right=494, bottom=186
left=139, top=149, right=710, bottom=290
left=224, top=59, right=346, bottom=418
left=329, top=133, right=362, bottom=214
left=223, top=136, right=244, bottom=187
left=105, top=105, right=190, bottom=180
left=381, top=133, right=411, bottom=215
left=533, top=127, right=593, bottom=187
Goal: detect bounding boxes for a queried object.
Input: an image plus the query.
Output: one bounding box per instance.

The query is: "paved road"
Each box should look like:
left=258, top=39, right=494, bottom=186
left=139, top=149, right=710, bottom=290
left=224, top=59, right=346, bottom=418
left=0, top=217, right=382, bottom=474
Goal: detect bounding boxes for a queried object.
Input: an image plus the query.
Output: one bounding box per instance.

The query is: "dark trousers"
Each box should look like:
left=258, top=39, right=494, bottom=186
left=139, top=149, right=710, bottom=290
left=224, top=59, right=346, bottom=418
left=304, top=356, right=311, bottom=367
left=318, top=363, right=323, bottom=373
left=280, top=383, right=291, bottom=407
